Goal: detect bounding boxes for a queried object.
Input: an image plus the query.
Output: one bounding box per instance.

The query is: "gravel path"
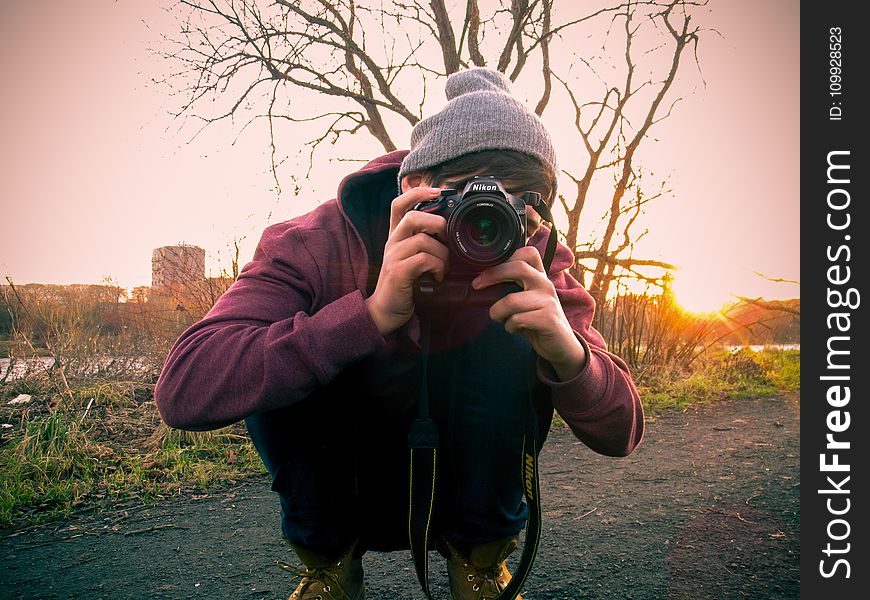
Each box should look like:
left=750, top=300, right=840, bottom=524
left=1, top=395, right=800, bottom=600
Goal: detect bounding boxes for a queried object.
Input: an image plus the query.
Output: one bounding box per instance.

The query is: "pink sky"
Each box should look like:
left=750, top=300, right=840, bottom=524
left=0, top=1, right=799, bottom=313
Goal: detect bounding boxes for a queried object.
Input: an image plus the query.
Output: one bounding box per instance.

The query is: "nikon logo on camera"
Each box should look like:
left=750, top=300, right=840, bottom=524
left=470, top=182, right=498, bottom=192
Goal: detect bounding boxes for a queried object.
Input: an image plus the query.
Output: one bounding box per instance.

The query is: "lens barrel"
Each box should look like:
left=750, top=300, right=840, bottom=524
left=448, top=194, right=524, bottom=268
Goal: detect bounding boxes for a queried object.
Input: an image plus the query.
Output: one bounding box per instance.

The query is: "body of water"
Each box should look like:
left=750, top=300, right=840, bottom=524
left=725, top=344, right=800, bottom=353
left=0, top=356, right=155, bottom=381
left=0, top=356, right=56, bottom=381
left=0, top=345, right=799, bottom=382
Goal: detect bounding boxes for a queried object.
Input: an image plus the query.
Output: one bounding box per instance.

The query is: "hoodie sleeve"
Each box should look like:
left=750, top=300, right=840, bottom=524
left=154, top=223, right=386, bottom=431
left=535, top=244, right=645, bottom=457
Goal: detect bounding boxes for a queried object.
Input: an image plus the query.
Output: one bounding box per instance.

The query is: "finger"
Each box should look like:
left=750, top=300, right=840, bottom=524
left=389, top=187, right=443, bottom=232
left=387, top=232, right=451, bottom=267
left=391, top=210, right=448, bottom=243
left=503, top=307, right=562, bottom=337
left=490, top=291, right=564, bottom=329
left=504, top=246, right=545, bottom=272
left=489, top=290, right=546, bottom=323
left=502, top=309, right=547, bottom=335
left=473, top=258, right=547, bottom=292
left=399, top=251, right=448, bottom=283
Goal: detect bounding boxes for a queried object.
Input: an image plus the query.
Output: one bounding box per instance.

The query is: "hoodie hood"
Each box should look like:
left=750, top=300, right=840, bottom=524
left=336, top=150, right=409, bottom=211
left=335, top=150, right=409, bottom=295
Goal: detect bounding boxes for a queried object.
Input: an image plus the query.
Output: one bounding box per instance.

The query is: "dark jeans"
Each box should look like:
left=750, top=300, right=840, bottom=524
left=245, top=310, right=536, bottom=558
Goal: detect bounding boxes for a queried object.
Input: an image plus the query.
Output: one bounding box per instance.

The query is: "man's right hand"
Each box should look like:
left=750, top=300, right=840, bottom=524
left=365, top=186, right=449, bottom=335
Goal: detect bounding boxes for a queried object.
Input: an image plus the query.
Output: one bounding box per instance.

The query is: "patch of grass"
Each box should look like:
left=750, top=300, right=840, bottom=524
left=0, top=408, right=87, bottom=525
left=0, top=382, right=265, bottom=529
left=637, top=347, right=799, bottom=416
left=754, top=348, right=800, bottom=392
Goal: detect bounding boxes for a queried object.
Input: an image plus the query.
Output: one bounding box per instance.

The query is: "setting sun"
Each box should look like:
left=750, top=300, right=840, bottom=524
left=669, top=268, right=735, bottom=314
left=666, top=265, right=798, bottom=315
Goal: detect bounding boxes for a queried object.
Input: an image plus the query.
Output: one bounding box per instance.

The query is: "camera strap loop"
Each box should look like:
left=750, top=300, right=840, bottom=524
left=408, top=314, right=542, bottom=600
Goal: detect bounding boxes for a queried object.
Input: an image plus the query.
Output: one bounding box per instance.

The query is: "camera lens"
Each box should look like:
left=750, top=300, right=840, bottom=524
left=449, top=196, right=523, bottom=267
left=468, top=214, right=499, bottom=247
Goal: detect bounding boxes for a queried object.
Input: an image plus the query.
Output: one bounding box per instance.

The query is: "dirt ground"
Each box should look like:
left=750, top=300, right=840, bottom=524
left=1, top=395, right=799, bottom=600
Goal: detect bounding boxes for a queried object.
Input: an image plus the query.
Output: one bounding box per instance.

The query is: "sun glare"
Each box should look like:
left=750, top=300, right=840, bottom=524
left=669, top=272, right=732, bottom=315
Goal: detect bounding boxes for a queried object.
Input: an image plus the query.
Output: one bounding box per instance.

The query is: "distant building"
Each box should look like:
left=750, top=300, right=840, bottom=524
left=148, top=244, right=234, bottom=317
left=151, top=245, right=206, bottom=291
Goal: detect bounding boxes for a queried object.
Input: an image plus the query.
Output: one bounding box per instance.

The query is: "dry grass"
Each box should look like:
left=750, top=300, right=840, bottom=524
left=0, top=381, right=264, bottom=529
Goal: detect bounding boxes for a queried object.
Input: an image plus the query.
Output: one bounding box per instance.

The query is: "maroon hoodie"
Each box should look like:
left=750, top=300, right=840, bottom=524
left=154, top=151, right=644, bottom=456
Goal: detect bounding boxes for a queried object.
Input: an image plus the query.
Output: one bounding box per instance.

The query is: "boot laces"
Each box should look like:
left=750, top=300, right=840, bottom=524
left=276, top=559, right=354, bottom=600
left=462, top=561, right=507, bottom=596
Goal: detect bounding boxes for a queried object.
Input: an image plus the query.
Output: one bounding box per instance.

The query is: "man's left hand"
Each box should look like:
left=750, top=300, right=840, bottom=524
left=472, top=246, right=587, bottom=381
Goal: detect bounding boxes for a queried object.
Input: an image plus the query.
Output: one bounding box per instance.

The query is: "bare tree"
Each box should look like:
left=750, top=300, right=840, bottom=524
left=159, top=0, right=708, bottom=325
left=555, top=0, right=705, bottom=316
left=160, top=0, right=568, bottom=181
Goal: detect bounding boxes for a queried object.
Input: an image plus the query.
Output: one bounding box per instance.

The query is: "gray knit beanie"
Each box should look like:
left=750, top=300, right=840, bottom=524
left=397, top=67, right=557, bottom=181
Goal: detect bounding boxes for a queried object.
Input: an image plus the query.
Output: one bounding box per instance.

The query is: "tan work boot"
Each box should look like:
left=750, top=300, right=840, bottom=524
left=277, top=540, right=366, bottom=600
left=444, top=536, right=523, bottom=600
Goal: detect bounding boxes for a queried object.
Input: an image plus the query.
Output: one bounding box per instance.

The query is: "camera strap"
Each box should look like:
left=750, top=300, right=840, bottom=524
left=525, top=194, right=559, bottom=276
left=408, top=217, right=558, bottom=599
left=408, top=314, right=439, bottom=599
left=408, top=314, right=541, bottom=600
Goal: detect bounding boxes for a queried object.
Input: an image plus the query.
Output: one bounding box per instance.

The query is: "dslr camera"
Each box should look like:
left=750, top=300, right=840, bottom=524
left=412, top=176, right=542, bottom=307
